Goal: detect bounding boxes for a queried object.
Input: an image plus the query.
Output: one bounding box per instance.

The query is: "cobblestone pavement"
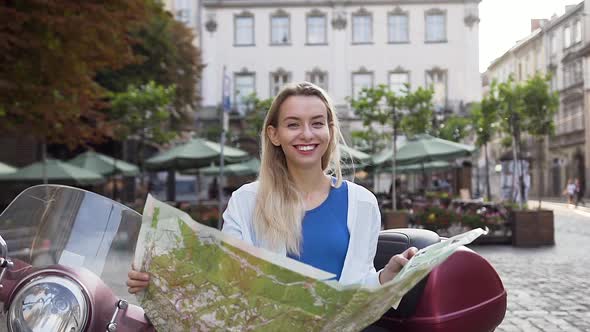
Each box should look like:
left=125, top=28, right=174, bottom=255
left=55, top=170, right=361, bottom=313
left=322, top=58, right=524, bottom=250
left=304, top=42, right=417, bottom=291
left=475, top=202, right=590, bottom=332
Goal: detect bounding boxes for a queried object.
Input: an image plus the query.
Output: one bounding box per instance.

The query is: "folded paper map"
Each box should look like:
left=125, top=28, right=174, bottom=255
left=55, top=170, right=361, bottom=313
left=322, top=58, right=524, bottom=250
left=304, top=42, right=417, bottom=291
left=133, top=195, right=486, bottom=332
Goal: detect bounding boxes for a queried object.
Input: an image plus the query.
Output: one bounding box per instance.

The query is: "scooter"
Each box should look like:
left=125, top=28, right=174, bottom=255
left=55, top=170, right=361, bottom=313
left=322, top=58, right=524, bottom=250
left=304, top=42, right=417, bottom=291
left=0, top=185, right=506, bottom=331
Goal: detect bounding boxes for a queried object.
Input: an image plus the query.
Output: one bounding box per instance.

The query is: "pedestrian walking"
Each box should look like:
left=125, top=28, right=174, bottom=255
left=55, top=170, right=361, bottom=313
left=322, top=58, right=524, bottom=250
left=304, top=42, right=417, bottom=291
left=564, top=179, right=576, bottom=205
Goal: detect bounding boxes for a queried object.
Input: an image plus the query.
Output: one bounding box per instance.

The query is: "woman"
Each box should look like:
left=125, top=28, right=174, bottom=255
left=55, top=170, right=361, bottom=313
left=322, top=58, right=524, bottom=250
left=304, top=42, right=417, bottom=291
left=128, top=82, right=416, bottom=293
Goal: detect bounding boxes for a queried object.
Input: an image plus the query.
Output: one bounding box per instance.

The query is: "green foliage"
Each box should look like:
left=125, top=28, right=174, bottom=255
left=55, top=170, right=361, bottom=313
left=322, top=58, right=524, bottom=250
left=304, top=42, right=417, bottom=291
left=522, top=73, right=559, bottom=138
left=110, top=81, right=176, bottom=171
left=471, top=82, right=500, bottom=148
left=437, top=115, right=470, bottom=142
left=415, top=206, right=458, bottom=232
left=110, top=81, right=176, bottom=144
left=348, top=84, right=403, bottom=152
left=243, top=93, right=274, bottom=140
left=97, top=0, right=203, bottom=126
left=400, top=86, right=434, bottom=137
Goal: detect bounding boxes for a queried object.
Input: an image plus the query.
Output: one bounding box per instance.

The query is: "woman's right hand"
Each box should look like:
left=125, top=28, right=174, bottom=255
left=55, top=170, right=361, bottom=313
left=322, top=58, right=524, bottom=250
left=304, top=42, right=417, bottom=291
left=127, top=268, right=150, bottom=294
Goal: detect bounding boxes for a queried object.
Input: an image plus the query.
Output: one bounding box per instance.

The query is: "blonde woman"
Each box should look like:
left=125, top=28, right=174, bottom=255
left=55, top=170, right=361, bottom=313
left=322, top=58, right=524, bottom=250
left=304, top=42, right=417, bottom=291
left=128, top=82, right=417, bottom=293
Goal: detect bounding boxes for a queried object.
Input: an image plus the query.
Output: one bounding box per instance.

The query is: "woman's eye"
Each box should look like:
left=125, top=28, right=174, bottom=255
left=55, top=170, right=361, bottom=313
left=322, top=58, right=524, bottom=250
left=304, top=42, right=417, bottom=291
left=313, top=122, right=325, bottom=127
left=287, top=123, right=299, bottom=128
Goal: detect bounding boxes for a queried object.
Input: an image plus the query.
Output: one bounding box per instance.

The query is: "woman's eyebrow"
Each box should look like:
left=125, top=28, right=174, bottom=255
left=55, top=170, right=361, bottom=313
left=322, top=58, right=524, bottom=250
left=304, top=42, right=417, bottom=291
left=282, top=114, right=326, bottom=123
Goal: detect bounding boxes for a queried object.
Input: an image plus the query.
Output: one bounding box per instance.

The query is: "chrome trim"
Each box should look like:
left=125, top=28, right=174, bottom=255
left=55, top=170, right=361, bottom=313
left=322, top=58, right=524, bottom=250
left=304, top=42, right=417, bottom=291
left=106, top=299, right=129, bottom=332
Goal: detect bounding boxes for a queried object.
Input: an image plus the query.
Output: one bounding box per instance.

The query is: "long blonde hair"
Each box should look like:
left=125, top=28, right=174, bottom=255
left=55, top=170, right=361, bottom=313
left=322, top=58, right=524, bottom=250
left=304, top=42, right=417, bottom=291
left=254, top=82, right=345, bottom=255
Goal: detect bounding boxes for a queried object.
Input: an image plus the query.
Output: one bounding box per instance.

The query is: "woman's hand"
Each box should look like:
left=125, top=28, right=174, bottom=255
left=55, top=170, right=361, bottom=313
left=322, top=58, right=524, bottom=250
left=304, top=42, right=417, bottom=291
left=127, top=268, right=151, bottom=294
left=379, top=247, right=418, bottom=285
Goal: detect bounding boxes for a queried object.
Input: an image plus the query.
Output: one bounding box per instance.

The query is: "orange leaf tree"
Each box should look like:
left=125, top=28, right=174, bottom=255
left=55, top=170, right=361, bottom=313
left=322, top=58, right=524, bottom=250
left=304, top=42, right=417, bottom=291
left=0, top=0, right=148, bottom=148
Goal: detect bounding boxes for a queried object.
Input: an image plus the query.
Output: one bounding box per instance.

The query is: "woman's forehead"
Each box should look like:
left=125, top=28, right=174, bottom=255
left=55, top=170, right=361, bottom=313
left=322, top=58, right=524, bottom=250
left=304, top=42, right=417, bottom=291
left=279, top=95, right=328, bottom=119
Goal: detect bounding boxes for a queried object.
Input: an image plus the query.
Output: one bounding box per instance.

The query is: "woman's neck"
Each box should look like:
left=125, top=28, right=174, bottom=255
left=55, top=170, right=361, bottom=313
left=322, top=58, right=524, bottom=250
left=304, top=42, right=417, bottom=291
left=288, top=166, right=331, bottom=196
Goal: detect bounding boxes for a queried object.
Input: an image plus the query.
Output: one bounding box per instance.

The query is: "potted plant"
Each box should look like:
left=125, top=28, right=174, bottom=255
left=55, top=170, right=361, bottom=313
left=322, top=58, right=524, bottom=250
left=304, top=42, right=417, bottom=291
left=383, top=209, right=409, bottom=229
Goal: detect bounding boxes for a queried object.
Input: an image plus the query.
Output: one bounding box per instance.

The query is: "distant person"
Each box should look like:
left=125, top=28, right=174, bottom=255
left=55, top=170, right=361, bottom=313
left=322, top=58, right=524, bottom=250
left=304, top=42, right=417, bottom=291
left=575, top=178, right=585, bottom=207
left=564, top=179, right=576, bottom=205
left=128, top=82, right=417, bottom=293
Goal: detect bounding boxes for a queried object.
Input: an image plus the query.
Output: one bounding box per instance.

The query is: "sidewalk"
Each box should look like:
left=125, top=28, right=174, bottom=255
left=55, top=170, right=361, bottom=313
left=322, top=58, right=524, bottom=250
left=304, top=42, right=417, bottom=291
left=528, top=197, right=590, bottom=214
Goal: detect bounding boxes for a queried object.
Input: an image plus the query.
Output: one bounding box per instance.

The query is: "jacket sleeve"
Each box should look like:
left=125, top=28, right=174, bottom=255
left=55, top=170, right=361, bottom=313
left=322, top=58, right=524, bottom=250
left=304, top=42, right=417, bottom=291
left=361, top=200, right=382, bottom=288
left=221, top=188, right=255, bottom=245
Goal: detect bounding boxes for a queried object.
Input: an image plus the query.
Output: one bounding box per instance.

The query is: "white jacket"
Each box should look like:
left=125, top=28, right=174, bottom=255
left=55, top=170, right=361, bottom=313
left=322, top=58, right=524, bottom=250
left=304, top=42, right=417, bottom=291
left=222, top=180, right=382, bottom=288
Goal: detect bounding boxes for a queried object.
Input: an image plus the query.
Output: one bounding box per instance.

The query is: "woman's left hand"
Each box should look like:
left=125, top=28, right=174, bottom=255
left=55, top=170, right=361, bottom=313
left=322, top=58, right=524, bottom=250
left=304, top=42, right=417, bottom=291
left=379, top=247, right=418, bottom=284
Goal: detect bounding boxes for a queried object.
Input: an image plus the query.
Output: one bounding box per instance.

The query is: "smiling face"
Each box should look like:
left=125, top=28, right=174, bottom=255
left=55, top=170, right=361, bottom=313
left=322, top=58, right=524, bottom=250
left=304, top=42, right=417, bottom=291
left=266, top=95, right=332, bottom=172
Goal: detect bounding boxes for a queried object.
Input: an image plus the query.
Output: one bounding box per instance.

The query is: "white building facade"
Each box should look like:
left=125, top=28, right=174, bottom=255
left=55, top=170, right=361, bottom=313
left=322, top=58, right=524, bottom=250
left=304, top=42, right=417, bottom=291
left=198, top=0, right=481, bottom=136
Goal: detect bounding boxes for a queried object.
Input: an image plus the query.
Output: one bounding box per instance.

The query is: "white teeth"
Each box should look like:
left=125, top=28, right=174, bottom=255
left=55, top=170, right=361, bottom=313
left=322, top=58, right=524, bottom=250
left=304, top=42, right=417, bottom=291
left=297, top=145, right=315, bottom=151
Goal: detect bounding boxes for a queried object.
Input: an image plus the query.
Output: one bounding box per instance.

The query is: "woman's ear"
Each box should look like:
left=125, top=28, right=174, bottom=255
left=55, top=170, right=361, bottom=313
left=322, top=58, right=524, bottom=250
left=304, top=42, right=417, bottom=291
left=266, top=126, right=280, bottom=146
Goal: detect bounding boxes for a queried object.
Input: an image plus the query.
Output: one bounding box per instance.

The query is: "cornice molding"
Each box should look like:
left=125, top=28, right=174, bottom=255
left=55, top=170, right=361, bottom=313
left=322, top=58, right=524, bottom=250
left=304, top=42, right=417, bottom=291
left=203, top=0, right=482, bottom=9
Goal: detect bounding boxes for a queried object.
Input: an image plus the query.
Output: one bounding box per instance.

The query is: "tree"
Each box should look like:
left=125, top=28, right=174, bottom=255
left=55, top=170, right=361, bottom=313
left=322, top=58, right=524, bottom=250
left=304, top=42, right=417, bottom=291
left=437, top=115, right=471, bottom=143
left=522, top=73, right=559, bottom=207
left=471, top=81, right=500, bottom=202
left=0, top=0, right=147, bottom=148
left=96, top=0, right=203, bottom=128
left=497, top=76, right=527, bottom=207
left=400, top=86, right=435, bottom=137
left=109, top=81, right=176, bottom=178
left=243, top=93, right=273, bottom=143
left=350, top=84, right=405, bottom=209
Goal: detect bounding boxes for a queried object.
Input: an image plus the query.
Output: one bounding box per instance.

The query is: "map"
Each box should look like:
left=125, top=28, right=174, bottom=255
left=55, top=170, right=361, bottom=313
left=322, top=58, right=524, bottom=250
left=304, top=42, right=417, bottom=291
left=133, top=195, right=486, bottom=332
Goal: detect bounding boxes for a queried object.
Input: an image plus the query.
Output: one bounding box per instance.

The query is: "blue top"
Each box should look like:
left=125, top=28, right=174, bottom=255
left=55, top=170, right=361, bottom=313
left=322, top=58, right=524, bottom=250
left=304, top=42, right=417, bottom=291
left=288, top=181, right=350, bottom=280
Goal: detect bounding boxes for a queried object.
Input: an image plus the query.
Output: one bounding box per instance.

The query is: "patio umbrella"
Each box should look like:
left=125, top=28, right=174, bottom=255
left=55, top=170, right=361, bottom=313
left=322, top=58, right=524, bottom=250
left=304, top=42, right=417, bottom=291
left=145, top=138, right=249, bottom=171
left=396, top=134, right=476, bottom=165
left=191, top=158, right=261, bottom=177
left=0, top=159, right=104, bottom=185
left=388, top=160, right=452, bottom=174
left=68, top=151, right=139, bottom=176
left=372, top=134, right=475, bottom=166
left=0, top=162, right=17, bottom=175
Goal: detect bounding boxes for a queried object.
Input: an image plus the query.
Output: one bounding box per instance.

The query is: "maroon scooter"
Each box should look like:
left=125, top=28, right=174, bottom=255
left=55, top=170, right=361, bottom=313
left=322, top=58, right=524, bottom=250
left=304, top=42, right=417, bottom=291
left=0, top=185, right=505, bottom=331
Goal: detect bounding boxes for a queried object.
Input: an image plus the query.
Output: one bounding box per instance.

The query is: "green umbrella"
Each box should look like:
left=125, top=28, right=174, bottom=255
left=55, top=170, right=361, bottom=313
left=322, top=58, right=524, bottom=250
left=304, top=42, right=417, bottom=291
left=190, top=158, right=261, bottom=177
left=145, top=138, right=249, bottom=171
left=383, top=160, right=452, bottom=174
left=396, top=134, right=475, bottom=165
left=69, top=151, right=139, bottom=176
left=373, top=134, right=475, bottom=166
left=0, top=162, right=17, bottom=175
left=0, top=159, right=104, bottom=185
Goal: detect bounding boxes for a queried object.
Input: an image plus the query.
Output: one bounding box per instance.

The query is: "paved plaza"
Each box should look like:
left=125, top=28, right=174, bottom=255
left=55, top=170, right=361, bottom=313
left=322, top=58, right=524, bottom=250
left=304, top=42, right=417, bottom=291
left=476, top=202, right=590, bottom=332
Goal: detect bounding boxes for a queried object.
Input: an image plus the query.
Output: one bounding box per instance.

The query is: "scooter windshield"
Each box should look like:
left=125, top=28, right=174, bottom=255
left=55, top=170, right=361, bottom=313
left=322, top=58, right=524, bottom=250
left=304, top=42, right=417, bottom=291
left=0, top=185, right=141, bottom=298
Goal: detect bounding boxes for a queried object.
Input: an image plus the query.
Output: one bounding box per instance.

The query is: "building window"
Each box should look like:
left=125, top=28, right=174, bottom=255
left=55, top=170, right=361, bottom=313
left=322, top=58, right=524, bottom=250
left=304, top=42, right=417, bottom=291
left=426, top=69, right=447, bottom=107
left=352, top=10, right=372, bottom=44
left=550, top=70, right=557, bottom=92
left=563, top=59, right=583, bottom=87
left=564, top=25, right=572, bottom=48
left=306, top=69, right=328, bottom=91
left=271, top=13, right=290, bottom=45
left=306, top=12, right=327, bottom=44
left=389, top=71, right=410, bottom=95
left=352, top=71, right=373, bottom=99
left=574, top=20, right=582, bottom=44
left=550, top=33, right=557, bottom=55
left=234, top=14, right=254, bottom=46
left=270, top=69, right=291, bottom=96
left=174, top=0, right=191, bottom=24
left=234, top=73, right=256, bottom=115
left=388, top=13, right=409, bottom=43
left=425, top=10, right=446, bottom=42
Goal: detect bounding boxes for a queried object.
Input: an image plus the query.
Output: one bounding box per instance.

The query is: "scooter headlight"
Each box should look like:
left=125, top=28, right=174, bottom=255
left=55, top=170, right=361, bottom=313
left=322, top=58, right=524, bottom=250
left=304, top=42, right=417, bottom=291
left=7, top=275, right=89, bottom=332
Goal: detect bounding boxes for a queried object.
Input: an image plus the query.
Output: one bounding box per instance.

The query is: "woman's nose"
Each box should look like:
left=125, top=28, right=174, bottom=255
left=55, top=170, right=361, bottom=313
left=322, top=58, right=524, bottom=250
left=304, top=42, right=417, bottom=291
left=301, top=124, right=314, bottom=139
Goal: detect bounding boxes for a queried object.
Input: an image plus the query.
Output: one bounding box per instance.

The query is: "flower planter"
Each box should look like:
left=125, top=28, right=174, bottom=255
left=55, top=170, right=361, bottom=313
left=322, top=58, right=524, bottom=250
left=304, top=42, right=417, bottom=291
left=383, top=210, right=409, bottom=229
left=511, top=209, right=554, bottom=247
